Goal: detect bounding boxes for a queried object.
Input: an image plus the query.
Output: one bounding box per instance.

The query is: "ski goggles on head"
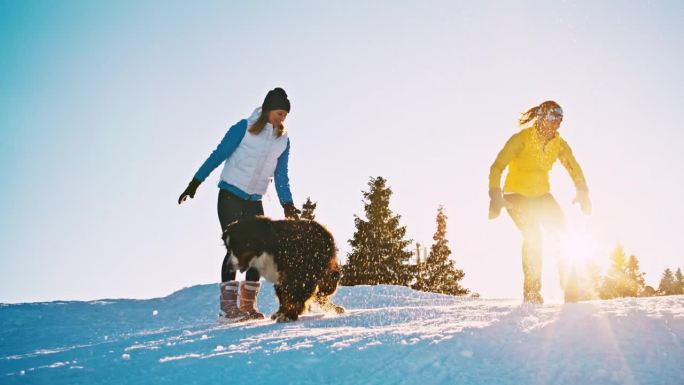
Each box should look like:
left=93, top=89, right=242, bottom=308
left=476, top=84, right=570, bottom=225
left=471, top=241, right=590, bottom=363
left=539, top=106, right=563, bottom=122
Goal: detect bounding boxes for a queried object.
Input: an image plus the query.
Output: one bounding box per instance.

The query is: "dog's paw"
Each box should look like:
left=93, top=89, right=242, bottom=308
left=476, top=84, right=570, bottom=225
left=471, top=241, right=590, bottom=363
left=270, top=311, right=282, bottom=321
left=275, top=313, right=297, bottom=323
left=316, top=300, right=345, bottom=315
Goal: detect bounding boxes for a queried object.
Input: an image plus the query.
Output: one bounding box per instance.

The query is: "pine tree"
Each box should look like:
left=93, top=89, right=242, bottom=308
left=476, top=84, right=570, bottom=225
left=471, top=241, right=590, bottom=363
left=342, top=177, right=413, bottom=286
left=413, top=242, right=426, bottom=289
left=599, top=245, right=628, bottom=299
left=413, top=206, right=468, bottom=296
left=599, top=247, right=647, bottom=299
left=583, top=259, right=603, bottom=300
left=641, top=286, right=656, bottom=297
left=301, top=197, right=317, bottom=221
left=658, top=268, right=676, bottom=296
left=624, top=255, right=646, bottom=297
left=674, top=268, right=684, bottom=295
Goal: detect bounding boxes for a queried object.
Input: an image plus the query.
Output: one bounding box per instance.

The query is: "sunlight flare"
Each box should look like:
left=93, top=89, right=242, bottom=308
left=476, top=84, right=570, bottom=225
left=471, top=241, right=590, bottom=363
left=559, top=226, right=601, bottom=267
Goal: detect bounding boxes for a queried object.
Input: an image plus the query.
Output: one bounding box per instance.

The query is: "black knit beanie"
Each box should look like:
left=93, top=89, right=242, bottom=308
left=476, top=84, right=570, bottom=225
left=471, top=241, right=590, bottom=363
left=262, top=87, right=291, bottom=112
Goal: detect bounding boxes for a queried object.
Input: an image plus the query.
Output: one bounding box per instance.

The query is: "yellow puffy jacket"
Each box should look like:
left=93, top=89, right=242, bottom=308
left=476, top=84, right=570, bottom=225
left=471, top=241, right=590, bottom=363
left=489, top=126, right=587, bottom=197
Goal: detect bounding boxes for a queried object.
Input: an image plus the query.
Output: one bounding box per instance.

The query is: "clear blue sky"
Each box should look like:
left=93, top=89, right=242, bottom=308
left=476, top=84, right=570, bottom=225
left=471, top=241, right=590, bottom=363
left=2, top=0, right=683, bottom=303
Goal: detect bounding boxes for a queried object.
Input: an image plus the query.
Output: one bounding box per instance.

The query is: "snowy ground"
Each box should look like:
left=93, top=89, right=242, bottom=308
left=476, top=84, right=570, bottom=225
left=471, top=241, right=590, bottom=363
left=1, top=284, right=683, bottom=385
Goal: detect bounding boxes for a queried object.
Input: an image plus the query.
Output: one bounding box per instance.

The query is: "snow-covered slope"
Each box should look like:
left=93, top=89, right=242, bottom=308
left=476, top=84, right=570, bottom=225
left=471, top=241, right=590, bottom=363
left=1, top=284, right=683, bottom=385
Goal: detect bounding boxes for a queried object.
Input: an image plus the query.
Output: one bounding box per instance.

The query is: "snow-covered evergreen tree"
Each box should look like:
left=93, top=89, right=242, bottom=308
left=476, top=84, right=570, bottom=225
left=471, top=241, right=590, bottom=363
left=301, top=197, right=317, bottom=221
left=341, top=177, right=413, bottom=286
left=413, top=206, right=468, bottom=296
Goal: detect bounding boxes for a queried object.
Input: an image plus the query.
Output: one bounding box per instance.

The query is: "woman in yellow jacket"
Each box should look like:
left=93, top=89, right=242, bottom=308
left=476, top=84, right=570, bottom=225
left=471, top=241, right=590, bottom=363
left=488, top=100, right=592, bottom=304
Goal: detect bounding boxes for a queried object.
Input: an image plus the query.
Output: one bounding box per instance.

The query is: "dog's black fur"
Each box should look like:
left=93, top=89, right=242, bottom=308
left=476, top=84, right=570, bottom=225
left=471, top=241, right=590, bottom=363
left=222, top=216, right=344, bottom=322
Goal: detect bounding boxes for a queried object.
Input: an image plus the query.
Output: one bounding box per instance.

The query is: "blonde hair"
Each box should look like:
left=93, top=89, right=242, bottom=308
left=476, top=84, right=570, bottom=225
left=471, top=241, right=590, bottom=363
left=518, top=100, right=561, bottom=128
left=248, top=110, right=285, bottom=137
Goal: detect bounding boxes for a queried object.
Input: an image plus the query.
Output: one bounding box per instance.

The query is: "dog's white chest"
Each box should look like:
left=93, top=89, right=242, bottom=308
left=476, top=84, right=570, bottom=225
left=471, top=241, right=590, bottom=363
left=249, top=253, right=280, bottom=283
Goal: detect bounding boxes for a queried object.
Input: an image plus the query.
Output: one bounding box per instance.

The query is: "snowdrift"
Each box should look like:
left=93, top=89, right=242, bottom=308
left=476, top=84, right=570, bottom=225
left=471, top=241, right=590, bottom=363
left=1, top=284, right=683, bottom=384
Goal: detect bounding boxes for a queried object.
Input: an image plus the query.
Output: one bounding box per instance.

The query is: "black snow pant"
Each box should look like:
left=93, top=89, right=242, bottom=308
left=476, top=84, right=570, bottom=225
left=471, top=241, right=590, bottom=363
left=218, top=188, right=263, bottom=282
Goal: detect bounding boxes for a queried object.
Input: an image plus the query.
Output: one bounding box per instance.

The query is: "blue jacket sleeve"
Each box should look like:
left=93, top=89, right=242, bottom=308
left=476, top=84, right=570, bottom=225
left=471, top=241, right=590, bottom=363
left=274, top=139, right=294, bottom=205
left=193, top=120, right=247, bottom=182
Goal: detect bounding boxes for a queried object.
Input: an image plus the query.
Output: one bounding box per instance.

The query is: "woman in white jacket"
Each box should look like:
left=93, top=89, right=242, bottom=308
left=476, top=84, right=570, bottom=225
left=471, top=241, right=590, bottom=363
left=178, top=87, right=300, bottom=322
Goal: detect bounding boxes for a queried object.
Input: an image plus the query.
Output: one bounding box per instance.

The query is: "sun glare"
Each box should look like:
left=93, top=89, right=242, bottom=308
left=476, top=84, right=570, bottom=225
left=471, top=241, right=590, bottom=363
left=559, top=227, right=600, bottom=266
left=553, top=218, right=612, bottom=298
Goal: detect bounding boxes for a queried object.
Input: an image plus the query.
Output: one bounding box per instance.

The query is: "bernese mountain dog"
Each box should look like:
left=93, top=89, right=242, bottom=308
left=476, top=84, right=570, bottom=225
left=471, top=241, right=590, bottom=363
left=222, top=216, right=345, bottom=322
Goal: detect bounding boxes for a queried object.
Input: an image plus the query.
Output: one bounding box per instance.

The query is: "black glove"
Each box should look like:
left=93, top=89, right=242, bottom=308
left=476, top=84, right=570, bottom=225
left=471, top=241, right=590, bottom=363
left=283, top=203, right=301, bottom=220
left=178, top=178, right=202, bottom=204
